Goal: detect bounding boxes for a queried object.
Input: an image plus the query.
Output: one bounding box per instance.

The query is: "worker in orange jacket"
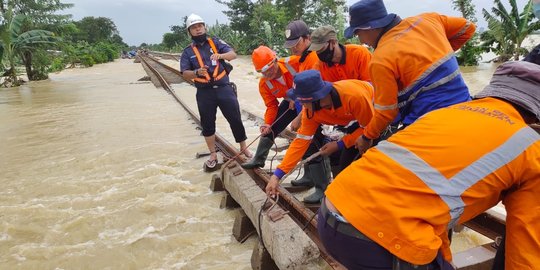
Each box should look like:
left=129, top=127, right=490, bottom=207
left=318, top=61, right=540, bottom=269
left=242, top=46, right=323, bottom=176
left=266, top=70, right=374, bottom=203
left=283, top=20, right=320, bottom=72
left=345, top=0, right=476, bottom=154
left=309, top=25, right=371, bottom=82
left=283, top=20, right=325, bottom=188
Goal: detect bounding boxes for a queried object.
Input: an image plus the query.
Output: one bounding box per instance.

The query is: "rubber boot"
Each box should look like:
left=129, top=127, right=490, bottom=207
left=303, top=161, right=330, bottom=204
left=241, top=137, right=273, bottom=169
left=290, top=164, right=314, bottom=187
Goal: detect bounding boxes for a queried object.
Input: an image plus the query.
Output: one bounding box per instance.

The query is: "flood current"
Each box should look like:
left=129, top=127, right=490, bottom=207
left=0, top=56, right=502, bottom=269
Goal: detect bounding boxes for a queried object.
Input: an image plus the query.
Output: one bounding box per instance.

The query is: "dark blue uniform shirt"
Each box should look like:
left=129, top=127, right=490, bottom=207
left=180, top=37, right=232, bottom=88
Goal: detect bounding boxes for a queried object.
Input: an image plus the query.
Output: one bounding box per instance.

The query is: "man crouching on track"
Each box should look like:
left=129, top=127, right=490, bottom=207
left=318, top=61, right=540, bottom=269
left=180, top=14, right=251, bottom=169
left=242, top=46, right=326, bottom=203
left=265, top=70, right=375, bottom=203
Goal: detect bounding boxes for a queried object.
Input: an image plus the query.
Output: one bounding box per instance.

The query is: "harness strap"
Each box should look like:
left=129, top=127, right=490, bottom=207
left=191, top=38, right=227, bottom=83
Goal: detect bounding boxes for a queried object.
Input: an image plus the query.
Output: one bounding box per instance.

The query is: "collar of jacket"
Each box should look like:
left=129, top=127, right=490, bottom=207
left=300, top=48, right=311, bottom=63
left=330, top=87, right=342, bottom=109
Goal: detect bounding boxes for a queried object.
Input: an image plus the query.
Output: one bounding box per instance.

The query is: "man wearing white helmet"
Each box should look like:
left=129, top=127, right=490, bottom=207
left=180, top=13, right=251, bottom=169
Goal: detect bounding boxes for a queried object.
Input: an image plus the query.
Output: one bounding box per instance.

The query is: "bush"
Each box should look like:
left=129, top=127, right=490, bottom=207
left=80, top=55, right=95, bottom=67
left=49, top=57, right=65, bottom=72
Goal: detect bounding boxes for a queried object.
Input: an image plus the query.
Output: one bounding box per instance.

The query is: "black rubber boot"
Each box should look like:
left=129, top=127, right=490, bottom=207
left=241, top=137, right=273, bottom=169
left=291, top=164, right=314, bottom=187
left=303, top=161, right=330, bottom=204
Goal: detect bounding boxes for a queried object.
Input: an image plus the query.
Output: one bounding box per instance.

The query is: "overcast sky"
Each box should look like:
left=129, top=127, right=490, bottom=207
left=62, top=0, right=530, bottom=46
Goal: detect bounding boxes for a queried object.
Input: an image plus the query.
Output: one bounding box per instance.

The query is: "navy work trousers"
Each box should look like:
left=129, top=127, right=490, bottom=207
left=263, top=100, right=298, bottom=141
left=196, top=84, right=247, bottom=143
left=317, top=207, right=454, bottom=270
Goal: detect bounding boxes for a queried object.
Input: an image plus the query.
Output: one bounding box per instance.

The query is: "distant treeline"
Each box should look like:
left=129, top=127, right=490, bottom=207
left=145, top=0, right=539, bottom=67
left=0, top=1, right=131, bottom=87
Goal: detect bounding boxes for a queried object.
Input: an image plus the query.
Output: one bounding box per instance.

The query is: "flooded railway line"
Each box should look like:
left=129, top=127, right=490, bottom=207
left=138, top=52, right=506, bottom=269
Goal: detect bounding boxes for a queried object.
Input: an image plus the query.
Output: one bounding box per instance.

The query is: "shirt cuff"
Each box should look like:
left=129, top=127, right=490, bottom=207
left=337, top=140, right=345, bottom=150
left=362, top=134, right=373, bottom=141
left=274, top=168, right=286, bottom=179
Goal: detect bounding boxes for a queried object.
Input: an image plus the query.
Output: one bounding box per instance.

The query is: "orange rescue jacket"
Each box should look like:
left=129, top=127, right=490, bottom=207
left=318, top=44, right=372, bottom=82
left=364, top=13, right=475, bottom=139
left=299, top=50, right=320, bottom=72
left=275, top=80, right=374, bottom=175
left=259, top=56, right=299, bottom=124
left=326, top=98, right=540, bottom=268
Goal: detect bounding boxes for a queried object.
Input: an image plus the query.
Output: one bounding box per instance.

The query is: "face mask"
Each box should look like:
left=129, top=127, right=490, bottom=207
left=534, top=3, right=540, bottom=19
left=191, top=33, right=207, bottom=44
left=317, top=43, right=334, bottom=64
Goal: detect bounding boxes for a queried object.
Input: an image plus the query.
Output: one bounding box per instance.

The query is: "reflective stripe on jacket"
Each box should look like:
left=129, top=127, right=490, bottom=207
left=364, top=13, right=475, bottom=139
left=259, top=56, right=299, bottom=124
left=326, top=98, right=540, bottom=267
left=275, top=80, right=374, bottom=175
left=318, top=44, right=372, bottom=82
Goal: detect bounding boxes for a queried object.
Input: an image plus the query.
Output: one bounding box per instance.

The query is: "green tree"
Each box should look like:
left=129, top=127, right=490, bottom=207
left=0, top=0, right=73, bottom=25
left=216, top=0, right=347, bottom=53
left=0, top=9, right=57, bottom=86
left=162, top=32, right=181, bottom=49
left=482, top=0, right=540, bottom=61
left=216, top=0, right=254, bottom=36
left=452, top=0, right=482, bottom=66
left=0, top=0, right=71, bottom=81
left=277, top=0, right=347, bottom=37
left=74, top=16, right=119, bottom=44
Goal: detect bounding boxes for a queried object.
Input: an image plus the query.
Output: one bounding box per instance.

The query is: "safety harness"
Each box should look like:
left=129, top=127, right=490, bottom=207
left=191, top=38, right=227, bottom=83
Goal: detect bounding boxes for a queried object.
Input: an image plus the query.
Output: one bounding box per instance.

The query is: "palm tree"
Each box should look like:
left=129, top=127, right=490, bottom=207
left=0, top=8, right=57, bottom=87
left=452, top=0, right=482, bottom=66
left=482, top=0, right=540, bottom=61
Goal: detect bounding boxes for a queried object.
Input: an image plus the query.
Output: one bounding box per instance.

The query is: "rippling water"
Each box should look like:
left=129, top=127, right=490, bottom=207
left=0, top=56, right=502, bottom=269
left=0, top=60, right=253, bottom=269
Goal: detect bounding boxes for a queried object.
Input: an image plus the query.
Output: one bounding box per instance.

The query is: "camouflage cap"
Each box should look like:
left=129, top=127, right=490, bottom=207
left=309, top=25, right=337, bottom=52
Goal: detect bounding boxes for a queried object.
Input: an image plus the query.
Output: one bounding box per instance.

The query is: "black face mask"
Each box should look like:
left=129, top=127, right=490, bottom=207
left=317, top=43, right=334, bottom=65
left=191, top=33, right=207, bottom=44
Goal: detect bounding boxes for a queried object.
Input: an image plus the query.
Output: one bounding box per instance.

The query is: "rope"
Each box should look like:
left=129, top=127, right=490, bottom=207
left=277, top=151, right=321, bottom=185
left=220, top=108, right=292, bottom=168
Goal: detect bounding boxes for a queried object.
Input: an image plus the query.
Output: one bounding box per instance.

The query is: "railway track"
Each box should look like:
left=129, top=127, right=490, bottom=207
left=138, top=53, right=507, bottom=269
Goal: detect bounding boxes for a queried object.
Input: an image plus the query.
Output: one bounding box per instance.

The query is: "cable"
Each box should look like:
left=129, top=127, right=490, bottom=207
left=221, top=108, right=292, bottom=169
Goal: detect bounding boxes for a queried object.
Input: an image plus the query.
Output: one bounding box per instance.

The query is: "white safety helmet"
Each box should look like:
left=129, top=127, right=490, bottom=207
left=186, top=13, right=205, bottom=29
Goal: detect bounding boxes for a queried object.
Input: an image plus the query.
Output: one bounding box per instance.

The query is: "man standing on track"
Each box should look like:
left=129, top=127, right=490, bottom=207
left=180, top=13, right=251, bottom=169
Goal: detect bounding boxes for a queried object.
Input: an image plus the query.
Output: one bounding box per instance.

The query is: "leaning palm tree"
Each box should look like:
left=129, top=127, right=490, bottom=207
left=0, top=9, right=57, bottom=87
left=482, top=0, right=540, bottom=61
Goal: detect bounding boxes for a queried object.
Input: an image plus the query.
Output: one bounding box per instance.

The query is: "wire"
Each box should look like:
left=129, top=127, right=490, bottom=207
left=221, top=108, right=292, bottom=169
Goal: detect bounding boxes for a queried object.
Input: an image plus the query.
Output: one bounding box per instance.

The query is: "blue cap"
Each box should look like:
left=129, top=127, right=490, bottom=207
left=287, top=70, right=333, bottom=103
left=344, top=0, right=396, bottom=39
